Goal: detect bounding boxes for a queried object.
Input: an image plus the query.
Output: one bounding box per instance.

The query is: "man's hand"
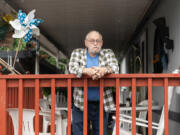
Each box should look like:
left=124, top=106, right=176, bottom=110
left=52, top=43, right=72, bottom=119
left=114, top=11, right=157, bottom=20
left=92, top=67, right=109, bottom=79
left=83, top=67, right=112, bottom=80
left=95, top=67, right=107, bottom=77
left=83, top=67, right=105, bottom=80
left=83, top=68, right=98, bottom=78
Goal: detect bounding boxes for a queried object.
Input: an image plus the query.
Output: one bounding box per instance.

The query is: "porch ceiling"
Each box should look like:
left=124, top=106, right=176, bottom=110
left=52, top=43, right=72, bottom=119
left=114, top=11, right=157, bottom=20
left=5, top=0, right=152, bottom=58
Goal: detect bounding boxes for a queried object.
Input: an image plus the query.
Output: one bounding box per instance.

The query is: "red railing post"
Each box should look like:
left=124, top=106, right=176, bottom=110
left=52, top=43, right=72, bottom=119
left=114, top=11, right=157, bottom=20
left=67, top=79, right=72, bottom=135
left=18, top=79, right=23, bottom=135
left=164, top=78, right=169, bottom=135
left=116, top=78, right=120, bottom=135
left=132, top=78, right=136, bottom=135
left=35, top=79, right=40, bottom=135
left=99, top=79, right=104, bottom=135
left=51, top=79, right=56, bottom=135
left=0, top=79, right=7, bottom=135
left=83, top=78, right=88, bottom=135
left=148, top=78, right=152, bottom=135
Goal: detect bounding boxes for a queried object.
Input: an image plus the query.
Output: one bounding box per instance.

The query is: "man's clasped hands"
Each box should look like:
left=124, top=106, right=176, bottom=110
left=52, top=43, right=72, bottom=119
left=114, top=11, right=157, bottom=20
left=83, top=67, right=109, bottom=80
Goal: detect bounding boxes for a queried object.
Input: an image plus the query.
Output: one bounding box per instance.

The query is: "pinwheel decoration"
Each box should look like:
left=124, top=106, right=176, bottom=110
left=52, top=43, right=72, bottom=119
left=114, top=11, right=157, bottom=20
left=9, top=9, right=43, bottom=67
left=10, top=9, right=43, bottom=42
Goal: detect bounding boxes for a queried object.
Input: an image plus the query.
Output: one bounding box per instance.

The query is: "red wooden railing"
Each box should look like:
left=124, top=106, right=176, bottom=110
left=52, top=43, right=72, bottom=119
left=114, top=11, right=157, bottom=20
left=0, top=73, right=180, bottom=135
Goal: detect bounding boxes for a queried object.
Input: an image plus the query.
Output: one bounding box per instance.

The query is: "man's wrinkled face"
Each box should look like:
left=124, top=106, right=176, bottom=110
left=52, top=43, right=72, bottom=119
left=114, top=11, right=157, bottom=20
left=85, top=32, right=103, bottom=55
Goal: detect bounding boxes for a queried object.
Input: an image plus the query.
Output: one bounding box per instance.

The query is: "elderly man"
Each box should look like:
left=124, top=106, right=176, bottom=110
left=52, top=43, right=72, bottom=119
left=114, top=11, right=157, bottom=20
left=69, top=30, right=119, bottom=135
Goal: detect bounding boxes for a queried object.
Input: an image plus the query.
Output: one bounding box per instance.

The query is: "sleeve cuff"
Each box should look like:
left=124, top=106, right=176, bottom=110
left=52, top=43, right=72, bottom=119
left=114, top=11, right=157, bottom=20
left=76, top=67, right=84, bottom=78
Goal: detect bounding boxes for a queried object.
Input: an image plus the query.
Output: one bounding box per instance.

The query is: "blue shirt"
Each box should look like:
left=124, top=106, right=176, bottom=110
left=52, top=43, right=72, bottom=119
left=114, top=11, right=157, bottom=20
left=86, top=51, right=99, bottom=101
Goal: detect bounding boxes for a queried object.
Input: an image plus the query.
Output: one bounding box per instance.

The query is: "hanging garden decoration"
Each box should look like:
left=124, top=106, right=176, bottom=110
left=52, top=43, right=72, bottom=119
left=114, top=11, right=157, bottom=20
left=9, top=9, right=43, bottom=67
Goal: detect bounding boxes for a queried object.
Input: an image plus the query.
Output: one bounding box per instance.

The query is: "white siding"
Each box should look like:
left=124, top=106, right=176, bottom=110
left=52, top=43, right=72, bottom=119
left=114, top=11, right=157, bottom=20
left=138, top=0, right=180, bottom=134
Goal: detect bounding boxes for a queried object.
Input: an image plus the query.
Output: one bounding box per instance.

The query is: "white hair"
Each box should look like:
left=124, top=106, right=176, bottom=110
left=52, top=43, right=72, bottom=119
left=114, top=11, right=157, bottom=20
left=85, top=30, right=103, bottom=40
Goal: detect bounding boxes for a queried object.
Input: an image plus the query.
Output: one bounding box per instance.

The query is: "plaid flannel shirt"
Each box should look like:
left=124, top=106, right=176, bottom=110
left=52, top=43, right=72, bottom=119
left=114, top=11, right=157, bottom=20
left=69, top=48, right=119, bottom=112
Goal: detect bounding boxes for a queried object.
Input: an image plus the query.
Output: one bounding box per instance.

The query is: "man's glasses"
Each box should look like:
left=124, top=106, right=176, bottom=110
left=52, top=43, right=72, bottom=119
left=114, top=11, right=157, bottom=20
left=86, top=39, right=102, bottom=44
